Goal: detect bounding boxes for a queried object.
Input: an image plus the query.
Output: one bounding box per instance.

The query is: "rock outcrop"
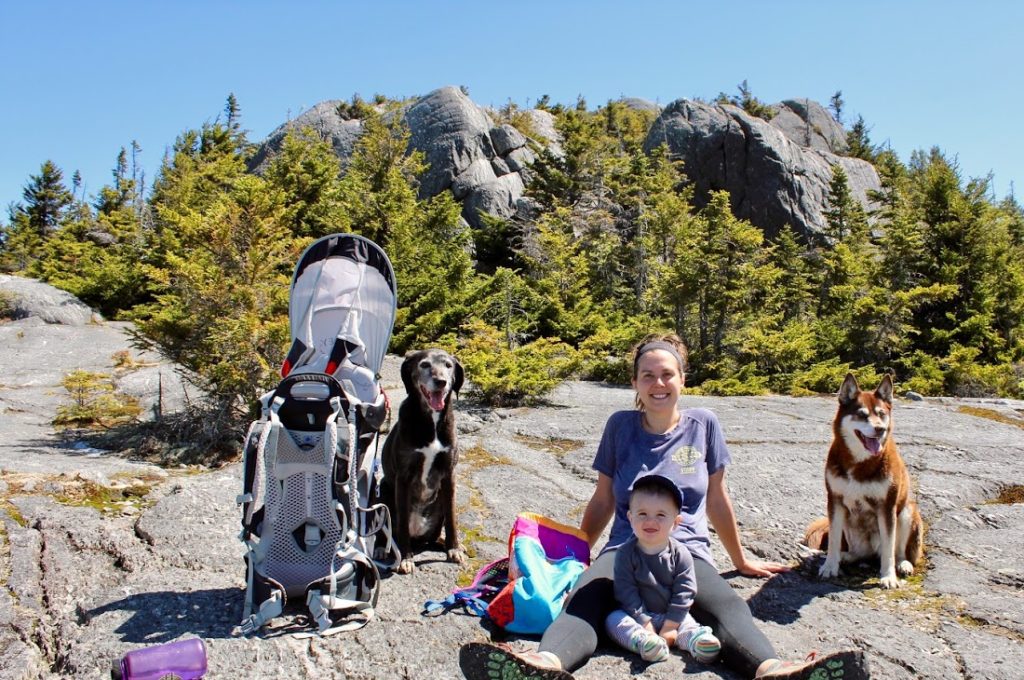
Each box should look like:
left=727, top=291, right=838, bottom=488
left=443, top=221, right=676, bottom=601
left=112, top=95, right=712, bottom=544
left=0, top=274, right=101, bottom=326
left=402, top=86, right=540, bottom=228
left=644, top=99, right=881, bottom=240
left=251, top=89, right=881, bottom=243
left=250, top=87, right=547, bottom=230
left=770, top=98, right=848, bottom=154
left=247, top=100, right=364, bottom=175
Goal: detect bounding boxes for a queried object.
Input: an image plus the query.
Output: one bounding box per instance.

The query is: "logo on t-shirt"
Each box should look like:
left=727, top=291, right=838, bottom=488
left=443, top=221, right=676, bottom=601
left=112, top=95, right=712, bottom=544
left=671, top=445, right=702, bottom=473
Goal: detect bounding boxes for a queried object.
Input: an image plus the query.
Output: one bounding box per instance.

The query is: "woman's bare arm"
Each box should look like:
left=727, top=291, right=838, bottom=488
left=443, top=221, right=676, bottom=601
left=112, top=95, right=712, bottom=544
left=580, top=472, right=616, bottom=548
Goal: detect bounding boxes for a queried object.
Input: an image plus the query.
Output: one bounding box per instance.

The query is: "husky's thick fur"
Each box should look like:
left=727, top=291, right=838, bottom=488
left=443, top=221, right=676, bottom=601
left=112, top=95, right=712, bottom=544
left=805, top=373, right=923, bottom=589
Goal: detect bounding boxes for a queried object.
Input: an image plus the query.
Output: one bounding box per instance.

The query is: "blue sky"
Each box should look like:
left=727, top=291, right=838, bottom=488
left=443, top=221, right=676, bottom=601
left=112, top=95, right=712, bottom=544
left=2, top=1, right=1021, bottom=215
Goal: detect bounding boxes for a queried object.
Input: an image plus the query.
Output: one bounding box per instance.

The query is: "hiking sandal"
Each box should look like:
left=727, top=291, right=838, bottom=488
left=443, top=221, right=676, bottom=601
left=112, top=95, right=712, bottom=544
left=756, top=649, right=870, bottom=680
left=459, top=642, right=573, bottom=680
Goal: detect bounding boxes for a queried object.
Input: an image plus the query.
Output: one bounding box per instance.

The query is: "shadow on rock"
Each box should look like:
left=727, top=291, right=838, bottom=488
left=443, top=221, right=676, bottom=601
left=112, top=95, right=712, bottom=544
left=739, top=561, right=850, bottom=625
left=86, top=587, right=242, bottom=642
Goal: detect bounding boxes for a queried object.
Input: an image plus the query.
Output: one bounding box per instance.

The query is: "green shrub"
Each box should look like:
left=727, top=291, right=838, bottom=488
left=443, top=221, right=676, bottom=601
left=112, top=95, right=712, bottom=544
left=54, top=370, right=141, bottom=428
left=576, top=318, right=654, bottom=383
left=691, top=364, right=770, bottom=396
left=896, top=351, right=946, bottom=396
left=456, top=320, right=579, bottom=406
left=942, top=345, right=1023, bottom=398
left=0, top=290, right=15, bottom=320
left=496, top=100, right=543, bottom=141
left=789, top=359, right=882, bottom=396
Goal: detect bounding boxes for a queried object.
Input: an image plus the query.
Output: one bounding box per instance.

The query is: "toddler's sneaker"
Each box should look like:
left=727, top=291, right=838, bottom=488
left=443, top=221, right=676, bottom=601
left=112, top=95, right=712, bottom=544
left=629, top=629, right=670, bottom=663
left=683, top=625, right=721, bottom=664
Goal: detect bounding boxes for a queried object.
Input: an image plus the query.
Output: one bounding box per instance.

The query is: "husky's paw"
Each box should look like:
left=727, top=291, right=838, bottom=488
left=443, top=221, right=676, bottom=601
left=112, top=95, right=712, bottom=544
left=818, top=560, right=841, bottom=579
left=897, top=560, right=915, bottom=577
left=447, top=547, right=468, bottom=565
left=879, top=572, right=901, bottom=589
left=397, top=558, right=416, bottom=575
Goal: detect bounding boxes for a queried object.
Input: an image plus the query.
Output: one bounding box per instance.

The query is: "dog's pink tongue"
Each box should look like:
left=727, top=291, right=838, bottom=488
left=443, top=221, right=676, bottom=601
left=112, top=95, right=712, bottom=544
left=428, top=390, right=446, bottom=411
left=858, top=432, right=881, bottom=455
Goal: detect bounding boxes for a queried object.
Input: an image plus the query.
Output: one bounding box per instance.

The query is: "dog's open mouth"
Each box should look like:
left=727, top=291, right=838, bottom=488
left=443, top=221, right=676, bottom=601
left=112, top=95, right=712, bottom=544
left=420, top=385, right=447, bottom=411
left=856, top=431, right=882, bottom=455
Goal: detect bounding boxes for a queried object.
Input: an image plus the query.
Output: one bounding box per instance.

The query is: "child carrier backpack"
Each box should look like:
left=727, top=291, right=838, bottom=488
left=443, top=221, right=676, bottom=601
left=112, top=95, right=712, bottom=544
left=237, top=233, right=401, bottom=637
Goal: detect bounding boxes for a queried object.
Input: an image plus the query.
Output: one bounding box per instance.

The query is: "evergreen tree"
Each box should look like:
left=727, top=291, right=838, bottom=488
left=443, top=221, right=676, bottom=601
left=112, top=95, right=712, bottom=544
left=337, top=111, right=422, bottom=247
left=812, top=165, right=874, bottom=362
left=264, top=127, right=347, bottom=238
left=519, top=207, right=603, bottom=343
left=145, top=120, right=250, bottom=279
left=829, top=91, right=844, bottom=124
left=390, top=191, right=474, bottom=352
left=35, top=149, right=148, bottom=317
left=716, top=80, right=775, bottom=120
left=21, top=160, right=72, bottom=237
left=823, top=164, right=870, bottom=244
left=661, top=191, right=766, bottom=378
left=139, top=174, right=295, bottom=408
left=906, top=149, right=1014, bottom=362
left=1, top=161, right=72, bottom=270
left=846, top=115, right=876, bottom=161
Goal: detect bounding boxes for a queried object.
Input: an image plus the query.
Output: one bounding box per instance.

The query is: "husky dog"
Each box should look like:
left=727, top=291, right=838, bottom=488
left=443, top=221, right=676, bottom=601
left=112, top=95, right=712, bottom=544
left=805, top=373, right=923, bottom=589
left=381, top=349, right=466, bottom=574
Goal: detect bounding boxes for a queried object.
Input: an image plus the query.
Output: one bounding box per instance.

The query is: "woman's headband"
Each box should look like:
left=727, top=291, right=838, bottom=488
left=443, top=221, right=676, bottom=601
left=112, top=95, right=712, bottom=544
left=633, top=341, right=685, bottom=374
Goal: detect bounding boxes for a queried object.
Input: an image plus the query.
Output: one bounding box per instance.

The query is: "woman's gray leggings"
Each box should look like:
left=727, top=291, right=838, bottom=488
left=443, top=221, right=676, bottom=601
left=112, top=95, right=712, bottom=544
left=538, top=549, right=776, bottom=677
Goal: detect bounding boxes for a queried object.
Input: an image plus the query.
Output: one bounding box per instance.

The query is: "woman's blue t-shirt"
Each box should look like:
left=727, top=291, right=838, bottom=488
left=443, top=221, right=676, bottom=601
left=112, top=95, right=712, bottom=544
left=592, top=408, right=731, bottom=566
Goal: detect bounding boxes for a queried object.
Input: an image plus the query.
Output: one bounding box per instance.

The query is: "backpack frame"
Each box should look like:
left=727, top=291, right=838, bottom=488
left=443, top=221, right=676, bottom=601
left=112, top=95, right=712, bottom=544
left=236, top=234, right=401, bottom=637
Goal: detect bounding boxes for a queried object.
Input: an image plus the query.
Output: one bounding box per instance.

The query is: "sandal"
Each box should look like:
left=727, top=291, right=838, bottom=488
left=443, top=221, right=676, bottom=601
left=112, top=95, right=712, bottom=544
left=459, top=642, right=573, bottom=680
left=756, top=649, right=869, bottom=680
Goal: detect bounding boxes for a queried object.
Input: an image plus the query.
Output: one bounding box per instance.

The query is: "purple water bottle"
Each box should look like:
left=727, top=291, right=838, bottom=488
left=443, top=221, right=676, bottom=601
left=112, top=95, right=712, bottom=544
left=111, top=637, right=207, bottom=680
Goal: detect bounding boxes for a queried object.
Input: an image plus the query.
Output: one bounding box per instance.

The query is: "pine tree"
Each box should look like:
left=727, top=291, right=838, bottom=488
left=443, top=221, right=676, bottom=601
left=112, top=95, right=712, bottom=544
left=846, top=115, right=876, bottom=161
left=0, top=161, right=72, bottom=270
left=36, top=149, right=149, bottom=317
left=823, top=164, right=869, bottom=244
left=337, top=111, right=422, bottom=247
left=139, top=174, right=295, bottom=407
left=662, top=191, right=766, bottom=378
left=829, top=91, right=844, bottom=124
left=264, top=127, right=347, bottom=238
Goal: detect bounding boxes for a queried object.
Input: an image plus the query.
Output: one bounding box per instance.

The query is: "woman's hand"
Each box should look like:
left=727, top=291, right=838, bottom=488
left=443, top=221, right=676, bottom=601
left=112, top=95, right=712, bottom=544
left=736, top=557, right=791, bottom=578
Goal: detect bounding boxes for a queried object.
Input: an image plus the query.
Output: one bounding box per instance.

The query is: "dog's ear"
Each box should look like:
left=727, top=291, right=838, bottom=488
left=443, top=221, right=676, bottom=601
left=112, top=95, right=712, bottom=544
left=838, top=373, right=860, bottom=405
left=451, top=356, right=465, bottom=395
left=400, top=352, right=421, bottom=395
left=875, top=373, right=894, bottom=404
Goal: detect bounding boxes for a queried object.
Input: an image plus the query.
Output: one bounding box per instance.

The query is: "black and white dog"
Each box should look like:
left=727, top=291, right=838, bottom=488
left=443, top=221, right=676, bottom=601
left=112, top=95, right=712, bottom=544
left=381, top=349, right=466, bottom=574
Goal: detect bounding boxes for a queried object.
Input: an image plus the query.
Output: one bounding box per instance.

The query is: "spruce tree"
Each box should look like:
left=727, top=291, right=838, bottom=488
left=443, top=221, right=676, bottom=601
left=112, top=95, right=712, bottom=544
left=1, top=161, right=72, bottom=270
left=846, top=115, right=876, bottom=161
left=264, top=127, right=347, bottom=238
left=22, top=160, right=72, bottom=237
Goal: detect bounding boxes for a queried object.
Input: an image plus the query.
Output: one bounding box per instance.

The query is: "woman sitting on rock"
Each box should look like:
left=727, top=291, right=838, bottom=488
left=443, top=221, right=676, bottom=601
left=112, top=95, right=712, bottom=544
left=459, top=334, right=869, bottom=680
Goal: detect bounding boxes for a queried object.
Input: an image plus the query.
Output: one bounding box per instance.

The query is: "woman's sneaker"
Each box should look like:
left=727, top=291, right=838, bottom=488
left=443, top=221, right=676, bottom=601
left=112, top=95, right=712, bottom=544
left=682, top=625, right=721, bottom=663
left=629, top=629, right=670, bottom=662
left=756, top=649, right=870, bottom=679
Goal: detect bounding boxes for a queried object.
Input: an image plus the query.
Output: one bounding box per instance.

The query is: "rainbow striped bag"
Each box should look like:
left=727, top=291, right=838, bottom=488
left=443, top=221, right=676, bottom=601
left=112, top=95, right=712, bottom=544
left=424, top=513, right=590, bottom=634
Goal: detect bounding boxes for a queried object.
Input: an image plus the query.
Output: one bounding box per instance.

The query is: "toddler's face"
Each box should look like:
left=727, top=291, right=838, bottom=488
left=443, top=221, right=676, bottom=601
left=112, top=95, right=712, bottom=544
left=628, top=490, right=680, bottom=551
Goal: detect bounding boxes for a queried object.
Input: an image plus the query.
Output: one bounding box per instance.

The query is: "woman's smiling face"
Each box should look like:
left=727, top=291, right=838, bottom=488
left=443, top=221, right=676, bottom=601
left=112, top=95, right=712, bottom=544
left=631, top=349, right=684, bottom=413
